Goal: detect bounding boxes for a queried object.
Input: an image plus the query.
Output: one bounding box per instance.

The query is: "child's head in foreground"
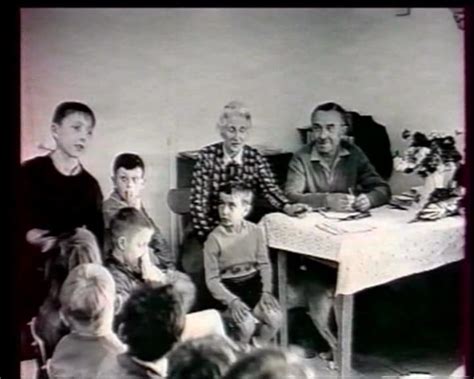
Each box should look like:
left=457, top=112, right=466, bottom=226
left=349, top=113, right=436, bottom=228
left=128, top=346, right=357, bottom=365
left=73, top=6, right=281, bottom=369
left=223, top=348, right=317, bottom=379
left=109, top=207, right=154, bottom=270
left=59, top=263, right=115, bottom=336
left=117, top=283, right=185, bottom=362
left=218, top=183, right=254, bottom=228
left=168, top=334, right=239, bottom=379
left=111, top=153, right=146, bottom=205
left=51, top=101, right=96, bottom=159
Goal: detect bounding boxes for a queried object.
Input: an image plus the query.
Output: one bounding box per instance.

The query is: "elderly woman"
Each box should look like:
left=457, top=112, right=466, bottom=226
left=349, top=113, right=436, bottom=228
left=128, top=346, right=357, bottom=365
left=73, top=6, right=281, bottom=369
left=184, top=101, right=309, bottom=309
left=190, top=100, right=309, bottom=243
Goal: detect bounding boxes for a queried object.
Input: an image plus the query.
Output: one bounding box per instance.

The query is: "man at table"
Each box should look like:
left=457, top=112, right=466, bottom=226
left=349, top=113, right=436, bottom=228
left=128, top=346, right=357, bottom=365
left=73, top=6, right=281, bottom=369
left=284, top=101, right=391, bottom=362
left=285, top=101, right=390, bottom=211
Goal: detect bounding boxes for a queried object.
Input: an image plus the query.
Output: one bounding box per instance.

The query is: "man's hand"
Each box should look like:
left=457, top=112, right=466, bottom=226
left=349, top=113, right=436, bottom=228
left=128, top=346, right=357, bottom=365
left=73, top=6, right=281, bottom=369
left=26, top=228, right=58, bottom=253
left=259, top=292, right=280, bottom=313
left=141, top=252, right=167, bottom=284
left=352, top=194, right=371, bottom=212
left=283, top=203, right=312, bottom=218
left=326, top=193, right=355, bottom=212
left=229, top=298, right=251, bottom=323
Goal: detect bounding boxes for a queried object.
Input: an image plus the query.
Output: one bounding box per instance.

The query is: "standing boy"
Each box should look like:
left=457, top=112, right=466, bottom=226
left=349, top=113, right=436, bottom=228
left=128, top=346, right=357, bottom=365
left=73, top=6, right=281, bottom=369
left=20, top=101, right=104, bottom=350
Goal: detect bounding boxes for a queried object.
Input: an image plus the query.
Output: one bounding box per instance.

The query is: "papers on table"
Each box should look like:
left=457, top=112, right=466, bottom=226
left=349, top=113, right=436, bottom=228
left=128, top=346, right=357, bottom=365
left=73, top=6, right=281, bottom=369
left=315, top=221, right=376, bottom=235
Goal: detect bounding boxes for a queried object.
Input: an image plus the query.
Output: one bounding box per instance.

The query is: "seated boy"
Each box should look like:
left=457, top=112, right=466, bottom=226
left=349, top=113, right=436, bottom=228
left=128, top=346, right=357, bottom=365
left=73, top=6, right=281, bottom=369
left=99, top=283, right=186, bottom=378
left=49, top=263, right=125, bottom=379
left=203, top=183, right=283, bottom=346
left=35, top=227, right=103, bottom=360
left=105, top=207, right=195, bottom=316
left=103, top=152, right=175, bottom=268
left=167, top=334, right=239, bottom=379
left=107, top=207, right=231, bottom=346
left=20, top=101, right=104, bottom=329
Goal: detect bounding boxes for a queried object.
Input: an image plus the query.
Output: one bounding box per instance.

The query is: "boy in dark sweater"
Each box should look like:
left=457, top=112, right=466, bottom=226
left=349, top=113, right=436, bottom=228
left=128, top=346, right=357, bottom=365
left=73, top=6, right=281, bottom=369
left=20, top=101, right=104, bottom=338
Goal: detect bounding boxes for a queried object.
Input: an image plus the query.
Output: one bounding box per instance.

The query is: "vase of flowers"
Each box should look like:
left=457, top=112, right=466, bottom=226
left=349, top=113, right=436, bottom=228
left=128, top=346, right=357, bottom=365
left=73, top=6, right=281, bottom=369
left=393, top=130, right=463, bottom=217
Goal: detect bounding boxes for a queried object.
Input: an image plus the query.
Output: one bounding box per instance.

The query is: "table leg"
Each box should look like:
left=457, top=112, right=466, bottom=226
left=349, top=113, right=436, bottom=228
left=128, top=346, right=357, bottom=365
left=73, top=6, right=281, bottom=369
left=277, top=250, right=288, bottom=347
left=335, top=294, right=354, bottom=378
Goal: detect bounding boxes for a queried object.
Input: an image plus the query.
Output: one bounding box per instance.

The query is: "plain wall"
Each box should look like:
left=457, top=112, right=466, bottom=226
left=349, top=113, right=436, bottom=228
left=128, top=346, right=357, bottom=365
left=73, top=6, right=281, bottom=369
left=21, top=8, right=465, bottom=248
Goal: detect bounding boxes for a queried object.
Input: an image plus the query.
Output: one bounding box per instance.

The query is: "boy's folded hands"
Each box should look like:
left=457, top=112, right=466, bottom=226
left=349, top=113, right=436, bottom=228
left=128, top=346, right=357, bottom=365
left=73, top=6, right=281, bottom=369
left=259, top=292, right=280, bottom=313
left=140, top=252, right=167, bottom=284
left=230, top=298, right=251, bottom=323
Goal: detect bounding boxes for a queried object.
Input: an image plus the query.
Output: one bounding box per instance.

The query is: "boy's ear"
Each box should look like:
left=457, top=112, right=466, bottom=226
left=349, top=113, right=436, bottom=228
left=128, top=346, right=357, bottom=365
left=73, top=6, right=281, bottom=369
left=59, top=310, right=70, bottom=327
left=117, top=236, right=127, bottom=251
left=243, top=203, right=252, bottom=216
left=51, top=123, right=60, bottom=140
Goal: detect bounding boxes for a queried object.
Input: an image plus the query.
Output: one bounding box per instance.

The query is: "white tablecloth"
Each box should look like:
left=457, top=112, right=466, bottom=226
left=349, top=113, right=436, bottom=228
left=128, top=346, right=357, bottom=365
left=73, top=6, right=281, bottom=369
left=260, top=207, right=465, bottom=295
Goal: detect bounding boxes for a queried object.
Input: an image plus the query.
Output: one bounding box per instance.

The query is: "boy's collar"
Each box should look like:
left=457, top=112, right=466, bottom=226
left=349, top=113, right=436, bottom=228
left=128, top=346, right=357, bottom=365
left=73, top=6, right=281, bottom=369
left=131, top=356, right=168, bottom=377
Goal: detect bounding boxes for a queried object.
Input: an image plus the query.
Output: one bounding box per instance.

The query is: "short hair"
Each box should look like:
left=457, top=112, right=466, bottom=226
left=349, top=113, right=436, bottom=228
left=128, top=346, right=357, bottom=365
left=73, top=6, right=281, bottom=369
left=118, top=283, right=185, bottom=362
left=217, top=101, right=252, bottom=129
left=109, top=207, right=153, bottom=243
left=310, top=102, right=350, bottom=126
left=223, top=348, right=317, bottom=379
left=219, top=182, right=254, bottom=207
left=59, top=263, right=115, bottom=333
left=168, top=335, right=238, bottom=379
left=112, top=153, right=145, bottom=175
left=58, top=227, right=103, bottom=271
left=52, top=101, right=96, bottom=127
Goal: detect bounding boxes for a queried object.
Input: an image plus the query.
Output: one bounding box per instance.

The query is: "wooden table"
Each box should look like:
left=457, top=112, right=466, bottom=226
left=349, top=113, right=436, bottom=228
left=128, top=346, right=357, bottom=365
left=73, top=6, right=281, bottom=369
left=260, top=207, right=464, bottom=378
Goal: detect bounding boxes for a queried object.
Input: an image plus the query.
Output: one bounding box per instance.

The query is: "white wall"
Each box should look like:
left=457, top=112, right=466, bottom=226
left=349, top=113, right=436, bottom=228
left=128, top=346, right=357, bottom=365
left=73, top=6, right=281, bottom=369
left=21, top=8, right=465, bottom=244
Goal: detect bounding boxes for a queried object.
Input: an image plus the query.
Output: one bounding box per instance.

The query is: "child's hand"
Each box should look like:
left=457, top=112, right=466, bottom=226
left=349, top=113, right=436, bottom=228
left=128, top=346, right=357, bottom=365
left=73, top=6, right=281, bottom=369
left=229, top=298, right=251, bottom=324
left=259, top=292, right=281, bottom=313
left=26, top=228, right=58, bottom=253
left=141, top=253, right=167, bottom=284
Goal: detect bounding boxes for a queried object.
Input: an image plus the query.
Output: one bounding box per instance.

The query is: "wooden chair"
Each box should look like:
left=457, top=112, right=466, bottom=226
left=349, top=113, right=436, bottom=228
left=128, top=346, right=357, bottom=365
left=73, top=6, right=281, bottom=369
left=167, top=188, right=192, bottom=269
left=28, top=317, right=50, bottom=379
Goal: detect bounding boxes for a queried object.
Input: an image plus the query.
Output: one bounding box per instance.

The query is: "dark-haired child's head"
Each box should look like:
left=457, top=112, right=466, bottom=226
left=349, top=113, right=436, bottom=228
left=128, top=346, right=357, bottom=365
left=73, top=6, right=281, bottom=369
left=111, top=153, right=146, bottom=205
left=223, top=348, right=317, bottom=379
left=218, top=183, right=254, bottom=228
left=51, top=101, right=96, bottom=159
left=109, top=207, right=154, bottom=270
left=118, top=283, right=185, bottom=362
left=59, top=263, right=116, bottom=336
left=168, top=335, right=238, bottom=379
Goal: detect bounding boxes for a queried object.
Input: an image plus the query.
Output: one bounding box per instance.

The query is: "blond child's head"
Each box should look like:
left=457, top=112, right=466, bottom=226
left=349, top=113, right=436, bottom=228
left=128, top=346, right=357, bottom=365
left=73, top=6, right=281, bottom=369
left=218, top=183, right=254, bottom=228
left=109, top=207, right=154, bottom=270
left=59, top=263, right=115, bottom=336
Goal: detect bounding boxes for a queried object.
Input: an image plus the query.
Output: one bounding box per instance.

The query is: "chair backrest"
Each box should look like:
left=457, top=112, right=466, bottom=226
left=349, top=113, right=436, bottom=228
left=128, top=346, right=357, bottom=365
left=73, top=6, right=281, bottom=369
left=167, top=188, right=191, bottom=215
left=29, top=317, right=48, bottom=368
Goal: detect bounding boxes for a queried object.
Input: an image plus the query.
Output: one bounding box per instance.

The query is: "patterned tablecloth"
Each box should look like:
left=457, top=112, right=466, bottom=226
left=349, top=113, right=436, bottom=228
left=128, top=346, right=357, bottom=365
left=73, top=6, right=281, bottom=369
left=260, top=207, right=465, bottom=295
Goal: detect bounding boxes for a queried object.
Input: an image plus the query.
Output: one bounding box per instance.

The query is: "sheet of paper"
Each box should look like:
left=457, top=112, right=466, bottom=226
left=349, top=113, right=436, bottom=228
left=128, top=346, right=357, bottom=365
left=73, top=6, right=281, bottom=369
left=318, top=210, right=361, bottom=220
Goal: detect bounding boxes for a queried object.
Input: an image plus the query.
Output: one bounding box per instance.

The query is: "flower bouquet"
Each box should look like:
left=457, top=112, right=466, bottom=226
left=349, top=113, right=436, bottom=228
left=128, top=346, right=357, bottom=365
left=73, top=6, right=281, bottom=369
left=392, top=130, right=463, bottom=220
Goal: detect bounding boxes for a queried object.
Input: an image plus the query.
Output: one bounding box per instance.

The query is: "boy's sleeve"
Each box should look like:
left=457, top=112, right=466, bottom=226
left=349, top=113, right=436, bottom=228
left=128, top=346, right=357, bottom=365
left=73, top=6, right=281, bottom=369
left=149, top=227, right=176, bottom=269
left=86, top=180, right=105, bottom=250
left=203, top=235, right=239, bottom=306
left=256, top=225, right=273, bottom=294
left=110, top=269, right=133, bottom=315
